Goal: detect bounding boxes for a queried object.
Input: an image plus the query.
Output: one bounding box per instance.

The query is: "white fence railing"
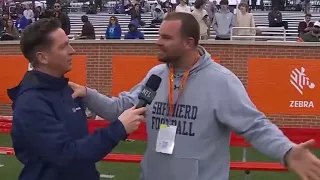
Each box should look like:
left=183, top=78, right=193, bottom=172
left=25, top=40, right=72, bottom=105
left=230, top=27, right=287, bottom=41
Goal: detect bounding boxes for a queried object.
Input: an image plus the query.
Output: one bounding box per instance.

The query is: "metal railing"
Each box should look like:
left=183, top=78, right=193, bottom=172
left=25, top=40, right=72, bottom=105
left=230, top=27, right=287, bottom=41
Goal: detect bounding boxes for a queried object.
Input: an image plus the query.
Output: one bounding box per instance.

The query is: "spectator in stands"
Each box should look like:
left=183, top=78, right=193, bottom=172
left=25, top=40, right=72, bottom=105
left=15, top=4, right=24, bottom=16
left=9, top=18, right=146, bottom=180
left=15, top=14, right=29, bottom=31
left=151, top=3, right=158, bottom=14
left=204, top=0, right=216, bottom=22
left=297, top=21, right=320, bottom=42
left=164, top=5, right=174, bottom=18
left=87, top=0, right=97, bottom=14
left=75, top=15, right=95, bottom=40
left=131, top=3, right=145, bottom=26
left=23, top=5, right=34, bottom=24
left=105, top=16, right=122, bottom=39
left=124, top=20, right=144, bottom=39
left=164, top=0, right=172, bottom=10
left=95, top=0, right=103, bottom=12
left=34, top=6, right=42, bottom=21
left=1, top=14, right=9, bottom=24
left=115, top=0, right=125, bottom=14
left=204, top=0, right=217, bottom=38
left=268, top=7, right=288, bottom=30
left=212, top=0, right=234, bottom=40
left=1, top=19, right=19, bottom=40
left=124, top=0, right=133, bottom=15
left=39, top=9, right=54, bottom=19
left=175, top=0, right=191, bottom=13
left=0, top=14, right=7, bottom=34
left=192, top=0, right=210, bottom=40
left=140, top=0, right=151, bottom=13
left=151, top=4, right=164, bottom=25
left=53, top=2, right=71, bottom=35
left=170, top=0, right=178, bottom=10
left=301, top=0, right=311, bottom=14
left=234, top=2, right=256, bottom=39
left=279, top=0, right=285, bottom=11
left=298, top=13, right=314, bottom=37
left=251, top=0, right=257, bottom=10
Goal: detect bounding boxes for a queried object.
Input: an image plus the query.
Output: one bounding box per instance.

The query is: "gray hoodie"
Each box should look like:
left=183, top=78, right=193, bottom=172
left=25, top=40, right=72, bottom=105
left=83, top=46, right=295, bottom=180
left=152, top=4, right=164, bottom=20
left=213, top=10, right=235, bottom=39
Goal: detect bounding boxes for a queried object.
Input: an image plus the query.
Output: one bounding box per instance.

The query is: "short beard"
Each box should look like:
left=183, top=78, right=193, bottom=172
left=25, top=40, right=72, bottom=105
left=158, top=54, right=182, bottom=65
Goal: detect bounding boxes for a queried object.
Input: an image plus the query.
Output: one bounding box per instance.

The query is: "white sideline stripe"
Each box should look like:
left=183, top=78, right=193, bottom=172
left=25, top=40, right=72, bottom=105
left=100, top=174, right=115, bottom=179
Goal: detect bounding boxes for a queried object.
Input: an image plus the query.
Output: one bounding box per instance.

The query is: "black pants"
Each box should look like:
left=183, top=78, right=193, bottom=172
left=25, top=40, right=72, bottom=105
left=270, top=21, right=288, bottom=30
left=251, top=0, right=257, bottom=9
left=215, top=36, right=230, bottom=40
left=151, top=19, right=162, bottom=25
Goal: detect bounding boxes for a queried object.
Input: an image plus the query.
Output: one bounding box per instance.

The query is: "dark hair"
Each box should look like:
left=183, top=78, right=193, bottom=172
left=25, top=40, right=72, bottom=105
left=305, top=13, right=312, bottom=17
left=194, top=0, right=205, bottom=9
left=220, top=0, right=229, bottom=5
left=108, top=16, right=119, bottom=26
left=40, top=9, right=55, bottom=19
left=20, top=18, right=61, bottom=65
left=164, top=12, right=200, bottom=46
left=81, top=15, right=88, bottom=22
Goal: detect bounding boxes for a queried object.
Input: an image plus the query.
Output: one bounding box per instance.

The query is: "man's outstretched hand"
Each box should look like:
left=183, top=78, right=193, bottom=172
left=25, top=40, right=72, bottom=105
left=68, top=82, right=87, bottom=99
left=286, top=139, right=320, bottom=180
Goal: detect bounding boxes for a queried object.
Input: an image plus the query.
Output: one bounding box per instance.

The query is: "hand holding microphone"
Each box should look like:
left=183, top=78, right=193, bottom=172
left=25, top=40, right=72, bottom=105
left=118, top=74, right=162, bottom=134
left=118, top=106, right=146, bottom=134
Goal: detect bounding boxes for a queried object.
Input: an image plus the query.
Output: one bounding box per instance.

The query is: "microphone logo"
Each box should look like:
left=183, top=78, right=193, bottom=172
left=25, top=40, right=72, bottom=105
left=141, top=88, right=152, bottom=98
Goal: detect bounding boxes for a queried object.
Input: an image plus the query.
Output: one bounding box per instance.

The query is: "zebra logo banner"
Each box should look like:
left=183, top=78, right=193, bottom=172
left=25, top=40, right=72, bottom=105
left=247, top=58, right=319, bottom=115
left=290, top=67, right=315, bottom=95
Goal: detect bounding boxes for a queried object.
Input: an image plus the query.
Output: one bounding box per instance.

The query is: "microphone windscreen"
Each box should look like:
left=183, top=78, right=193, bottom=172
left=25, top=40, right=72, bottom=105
left=145, top=74, right=162, bottom=91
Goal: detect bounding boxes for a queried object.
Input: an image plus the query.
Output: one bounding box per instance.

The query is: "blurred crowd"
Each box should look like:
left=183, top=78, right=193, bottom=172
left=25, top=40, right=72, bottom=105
left=0, top=0, right=319, bottom=42
left=0, top=2, right=70, bottom=40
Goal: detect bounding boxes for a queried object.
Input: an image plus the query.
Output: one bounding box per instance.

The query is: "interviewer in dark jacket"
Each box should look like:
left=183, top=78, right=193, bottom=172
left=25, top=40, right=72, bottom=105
left=8, top=18, right=146, bottom=180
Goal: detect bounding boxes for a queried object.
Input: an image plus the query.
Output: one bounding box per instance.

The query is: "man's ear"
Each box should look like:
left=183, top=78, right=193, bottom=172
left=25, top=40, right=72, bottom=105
left=184, top=37, right=196, bottom=50
left=35, top=52, right=49, bottom=65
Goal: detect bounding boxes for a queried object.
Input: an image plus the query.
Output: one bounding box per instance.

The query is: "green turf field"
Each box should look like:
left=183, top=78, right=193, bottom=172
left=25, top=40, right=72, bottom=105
left=1, top=134, right=319, bottom=180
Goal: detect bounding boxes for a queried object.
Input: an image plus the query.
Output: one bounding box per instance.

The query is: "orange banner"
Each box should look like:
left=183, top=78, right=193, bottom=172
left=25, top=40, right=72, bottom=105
left=247, top=58, right=320, bottom=115
left=111, top=55, right=220, bottom=96
left=0, top=55, right=87, bottom=103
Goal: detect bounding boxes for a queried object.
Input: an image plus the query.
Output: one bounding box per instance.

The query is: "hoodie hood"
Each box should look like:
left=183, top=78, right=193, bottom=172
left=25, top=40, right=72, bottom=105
left=128, top=20, right=139, bottom=28
left=153, top=4, right=164, bottom=19
left=155, top=4, right=162, bottom=10
left=169, top=45, right=213, bottom=76
left=7, top=70, right=69, bottom=103
left=191, top=45, right=213, bottom=74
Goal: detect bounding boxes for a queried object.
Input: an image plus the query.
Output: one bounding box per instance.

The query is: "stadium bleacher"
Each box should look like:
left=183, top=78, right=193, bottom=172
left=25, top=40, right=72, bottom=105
left=67, top=11, right=320, bottom=41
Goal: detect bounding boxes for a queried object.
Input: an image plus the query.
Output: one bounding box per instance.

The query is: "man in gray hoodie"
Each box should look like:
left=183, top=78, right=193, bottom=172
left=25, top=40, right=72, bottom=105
left=212, top=0, right=235, bottom=40
left=69, top=12, right=320, bottom=180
